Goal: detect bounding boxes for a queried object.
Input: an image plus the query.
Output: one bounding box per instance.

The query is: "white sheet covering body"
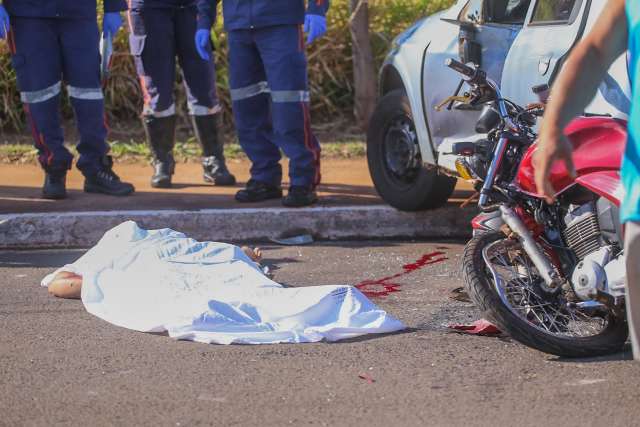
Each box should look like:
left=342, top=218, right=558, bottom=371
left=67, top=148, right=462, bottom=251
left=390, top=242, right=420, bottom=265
left=41, top=222, right=405, bottom=344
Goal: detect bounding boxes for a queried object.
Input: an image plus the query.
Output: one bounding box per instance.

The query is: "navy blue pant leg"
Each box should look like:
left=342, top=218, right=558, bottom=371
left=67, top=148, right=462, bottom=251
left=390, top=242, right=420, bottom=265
left=10, top=17, right=109, bottom=175
left=128, top=6, right=218, bottom=118
left=228, top=29, right=282, bottom=186
left=10, top=17, right=71, bottom=170
left=256, top=25, right=321, bottom=188
left=128, top=8, right=177, bottom=117
left=174, top=5, right=219, bottom=115
left=59, top=18, right=109, bottom=175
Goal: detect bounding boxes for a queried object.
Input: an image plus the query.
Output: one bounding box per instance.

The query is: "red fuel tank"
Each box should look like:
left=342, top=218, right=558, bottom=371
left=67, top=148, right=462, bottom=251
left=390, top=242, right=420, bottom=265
left=515, top=117, right=627, bottom=196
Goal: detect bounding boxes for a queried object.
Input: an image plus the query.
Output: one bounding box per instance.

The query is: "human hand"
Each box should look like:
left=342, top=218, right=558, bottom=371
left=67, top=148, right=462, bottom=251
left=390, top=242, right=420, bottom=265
left=0, top=6, right=10, bottom=39
left=48, top=271, right=83, bottom=299
left=533, top=128, right=576, bottom=204
left=241, top=246, right=263, bottom=263
left=103, top=12, right=123, bottom=40
left=304, top=14, right=327, bottom=44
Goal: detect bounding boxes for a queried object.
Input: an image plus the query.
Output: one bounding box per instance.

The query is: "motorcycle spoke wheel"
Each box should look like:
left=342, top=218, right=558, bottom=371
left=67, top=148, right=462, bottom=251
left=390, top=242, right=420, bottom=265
left=483, top=240, right=609, bottom=339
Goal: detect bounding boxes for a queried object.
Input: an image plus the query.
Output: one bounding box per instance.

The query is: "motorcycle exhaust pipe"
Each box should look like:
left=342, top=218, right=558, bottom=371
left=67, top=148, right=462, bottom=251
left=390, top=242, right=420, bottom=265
left=500, top=206, right=564, bottom=289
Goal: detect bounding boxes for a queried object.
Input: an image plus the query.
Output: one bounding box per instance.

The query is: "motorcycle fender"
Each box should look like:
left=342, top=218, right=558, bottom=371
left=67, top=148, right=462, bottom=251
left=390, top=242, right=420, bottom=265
left=471, top=211, right=504, bottom=236
left=575, top=170, right=624, bottom=206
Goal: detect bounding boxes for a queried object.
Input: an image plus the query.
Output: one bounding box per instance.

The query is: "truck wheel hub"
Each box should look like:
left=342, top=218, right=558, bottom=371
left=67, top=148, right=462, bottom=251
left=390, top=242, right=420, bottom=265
left=384, top=116, right=420, bottom=181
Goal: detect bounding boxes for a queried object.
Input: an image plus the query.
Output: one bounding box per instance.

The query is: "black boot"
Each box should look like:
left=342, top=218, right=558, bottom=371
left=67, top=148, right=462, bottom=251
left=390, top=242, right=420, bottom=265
left=282, top=186, right=318, bottom=208
left=191, top=115, right=236, bottom=186
left=143, top=115, right=177, bottom=188
left=84, top=156, right=135, bottom=196
left=235, top=179, right=283, bottom=203
left=42, top=166, right=68, bottom=200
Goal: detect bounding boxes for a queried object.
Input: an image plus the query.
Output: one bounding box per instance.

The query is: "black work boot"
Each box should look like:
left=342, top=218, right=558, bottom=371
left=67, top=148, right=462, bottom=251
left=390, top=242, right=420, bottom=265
left=235, top=179, right=283, bottom=203
left=202, top=156, right=236, bottom=186
left=143, top=115, right=177, bottom=188
left=84, top=156, right=135, bottom=196
left=42, top=167, right=68, bottom=200
left=191, top=114, right=236, bottom=186
left=282, top=186, right=318, bottom=208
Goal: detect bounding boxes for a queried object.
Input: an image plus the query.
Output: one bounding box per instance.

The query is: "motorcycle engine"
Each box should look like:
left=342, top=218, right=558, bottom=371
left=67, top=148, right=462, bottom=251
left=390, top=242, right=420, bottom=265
left=563, top=200, right=625, bottom=301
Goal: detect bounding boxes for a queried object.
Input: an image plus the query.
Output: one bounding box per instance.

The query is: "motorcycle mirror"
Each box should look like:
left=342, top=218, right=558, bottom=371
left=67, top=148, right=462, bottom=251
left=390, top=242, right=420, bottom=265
left=532, top=83, right=550, bottom=104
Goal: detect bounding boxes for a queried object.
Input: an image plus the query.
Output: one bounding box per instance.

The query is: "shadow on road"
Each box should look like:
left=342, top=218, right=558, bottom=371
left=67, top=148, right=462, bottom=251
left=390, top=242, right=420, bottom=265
left=325, top=328, right=413, bottom=344
left=0, top=250, right=85, bottom=268
left=550, top=344, right=635, bottom=363
left=0, top=183, right=382, bottom=214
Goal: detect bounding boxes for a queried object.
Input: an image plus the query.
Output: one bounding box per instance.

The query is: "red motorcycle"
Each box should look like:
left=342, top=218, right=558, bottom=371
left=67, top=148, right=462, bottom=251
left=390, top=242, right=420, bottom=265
left=442, top=59, right=628, bottom=357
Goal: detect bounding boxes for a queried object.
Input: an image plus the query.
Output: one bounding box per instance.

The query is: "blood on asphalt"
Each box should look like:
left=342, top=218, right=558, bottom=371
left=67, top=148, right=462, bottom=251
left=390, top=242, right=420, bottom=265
left=355, top=251, right=448, bottom=298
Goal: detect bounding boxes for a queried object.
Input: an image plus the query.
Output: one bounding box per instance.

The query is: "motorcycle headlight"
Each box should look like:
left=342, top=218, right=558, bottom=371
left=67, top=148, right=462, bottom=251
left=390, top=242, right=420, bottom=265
left=476, top=103, right=502, bottom=134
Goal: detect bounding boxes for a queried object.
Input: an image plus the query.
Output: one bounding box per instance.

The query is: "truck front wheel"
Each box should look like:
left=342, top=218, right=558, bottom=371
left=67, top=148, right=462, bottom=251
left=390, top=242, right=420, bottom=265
left=367, top=89, right=457, bottom=211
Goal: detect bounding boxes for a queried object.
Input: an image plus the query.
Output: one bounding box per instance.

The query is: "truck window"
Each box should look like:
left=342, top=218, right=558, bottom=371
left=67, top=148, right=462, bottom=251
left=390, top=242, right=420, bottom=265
left=459, top=0, right=531, bottom=25
left=530, top=0, right=580, bottom=24
left=458, top=0, right=483, bottom=24
left=494, top=0, right=531, bottom=24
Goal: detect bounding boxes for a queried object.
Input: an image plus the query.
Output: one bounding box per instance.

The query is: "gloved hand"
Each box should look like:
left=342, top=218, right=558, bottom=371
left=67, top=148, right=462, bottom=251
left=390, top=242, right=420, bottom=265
left=195, top=29, right=211, bottom=61
left=0, top=6, right=10, bottom=39
left=103, top=12, right=123, bottom=40
left=304, top=14, right=327, bottom=45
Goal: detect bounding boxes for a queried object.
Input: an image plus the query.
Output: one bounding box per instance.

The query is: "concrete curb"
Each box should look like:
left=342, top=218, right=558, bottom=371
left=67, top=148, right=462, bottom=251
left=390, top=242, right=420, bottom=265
left=0, top=205, right=476, bottom=249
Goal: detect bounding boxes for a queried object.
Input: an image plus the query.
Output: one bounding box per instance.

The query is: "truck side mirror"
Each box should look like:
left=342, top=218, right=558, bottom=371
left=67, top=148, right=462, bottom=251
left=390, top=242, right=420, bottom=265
left=458, top=23, right=482, bottom=67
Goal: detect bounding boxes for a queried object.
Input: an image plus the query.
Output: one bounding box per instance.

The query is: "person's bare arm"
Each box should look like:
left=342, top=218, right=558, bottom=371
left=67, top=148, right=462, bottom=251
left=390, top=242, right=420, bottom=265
left=48, top=271, right=83, bottom=299
left=534, top=0, right=628, bottom=203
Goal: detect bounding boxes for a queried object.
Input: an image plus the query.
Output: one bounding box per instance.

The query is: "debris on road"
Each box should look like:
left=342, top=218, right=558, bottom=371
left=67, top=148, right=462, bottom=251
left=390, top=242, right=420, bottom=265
left=448, top=319, right=501, bottom=336
left=270, top=234, right=315, bottom=246
left=358, top=373, right=376, bottom=384
left=270, top=228, right=315, bottom=246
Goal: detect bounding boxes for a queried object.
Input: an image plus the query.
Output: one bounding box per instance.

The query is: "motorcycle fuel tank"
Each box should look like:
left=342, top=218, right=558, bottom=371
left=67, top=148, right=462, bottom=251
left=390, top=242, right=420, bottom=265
left=515, top=117, right=627, bottom=196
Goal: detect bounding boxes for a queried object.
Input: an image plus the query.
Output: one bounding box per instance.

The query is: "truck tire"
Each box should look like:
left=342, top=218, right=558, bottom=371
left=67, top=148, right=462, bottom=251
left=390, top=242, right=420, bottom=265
left=367, top=89, right=457, bottom=211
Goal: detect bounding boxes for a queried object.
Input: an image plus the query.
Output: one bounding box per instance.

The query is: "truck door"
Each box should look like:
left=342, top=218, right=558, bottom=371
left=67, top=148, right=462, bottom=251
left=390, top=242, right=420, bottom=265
left=501, top=0, right=591, bottom=107
left=582, top=1, right=631, bottom=118
left=423, top=0, right=531, bottom=171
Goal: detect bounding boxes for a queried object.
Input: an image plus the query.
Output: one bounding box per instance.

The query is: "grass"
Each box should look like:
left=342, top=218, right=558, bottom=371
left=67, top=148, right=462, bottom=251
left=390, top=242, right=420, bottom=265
left=0, top=140, right=367, bottom=165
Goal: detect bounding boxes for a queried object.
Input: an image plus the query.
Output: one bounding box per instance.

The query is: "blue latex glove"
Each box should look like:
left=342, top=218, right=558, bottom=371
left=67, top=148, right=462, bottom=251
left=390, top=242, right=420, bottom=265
left=304, top=14, right=327, bottom=45
left=0, top=6, right=10, bottom=39
left=103, top=12, right=123, bottom=40
left=195, top=29, right=211, bottom=61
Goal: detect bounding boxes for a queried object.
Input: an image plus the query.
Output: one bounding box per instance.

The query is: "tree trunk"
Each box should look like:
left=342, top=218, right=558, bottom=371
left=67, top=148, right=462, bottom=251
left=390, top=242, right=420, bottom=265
left=349, top=0, right=377, bottom=132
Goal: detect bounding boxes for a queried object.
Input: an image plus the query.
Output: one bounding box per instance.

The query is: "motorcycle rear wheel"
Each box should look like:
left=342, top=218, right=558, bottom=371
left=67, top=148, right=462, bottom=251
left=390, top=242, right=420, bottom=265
left=463, top=231, right=628, bottom=358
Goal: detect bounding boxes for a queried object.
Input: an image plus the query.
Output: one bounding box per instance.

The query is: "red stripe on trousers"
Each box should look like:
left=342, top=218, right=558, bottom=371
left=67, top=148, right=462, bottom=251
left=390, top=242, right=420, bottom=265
left=301, top=101, right=321, bottom=187
left=297, top=24, right=320, bottom=186
left=23, top=104, right=53, bottom=166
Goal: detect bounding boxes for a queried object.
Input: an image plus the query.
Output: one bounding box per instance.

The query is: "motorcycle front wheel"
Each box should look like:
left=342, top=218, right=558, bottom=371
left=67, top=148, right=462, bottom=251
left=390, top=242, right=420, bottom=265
left=463, top=231, right=628, bottom=358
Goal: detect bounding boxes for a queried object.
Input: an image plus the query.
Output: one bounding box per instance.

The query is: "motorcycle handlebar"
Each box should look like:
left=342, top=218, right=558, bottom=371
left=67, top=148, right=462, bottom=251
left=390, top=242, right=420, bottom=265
left=444, top=58, right=517, bottom=132
left=445, top=58, right=476, bottom=79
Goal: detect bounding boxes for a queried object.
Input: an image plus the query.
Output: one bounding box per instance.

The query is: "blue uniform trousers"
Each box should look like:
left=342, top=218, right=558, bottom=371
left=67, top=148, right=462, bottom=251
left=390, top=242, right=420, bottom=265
left=128, top=5, right=219, bottom=117
left=9, top=17, right=108, bottom=174
left=228, top=25, right=321, bottom=188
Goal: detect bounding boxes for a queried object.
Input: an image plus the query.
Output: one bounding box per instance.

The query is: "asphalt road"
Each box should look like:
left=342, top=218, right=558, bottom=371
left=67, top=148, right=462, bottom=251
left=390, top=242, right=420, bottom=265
left=1, top=241, right=639, bottom=427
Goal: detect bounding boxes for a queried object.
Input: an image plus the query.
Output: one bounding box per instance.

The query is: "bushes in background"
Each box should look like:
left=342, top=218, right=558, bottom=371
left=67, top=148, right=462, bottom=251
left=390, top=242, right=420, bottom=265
left=0, top=0, right=454, bottom=134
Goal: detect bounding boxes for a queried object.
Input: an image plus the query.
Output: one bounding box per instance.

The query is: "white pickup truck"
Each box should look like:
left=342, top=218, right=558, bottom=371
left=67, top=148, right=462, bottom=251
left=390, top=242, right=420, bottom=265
left=368, top=0, right=630, bottom=211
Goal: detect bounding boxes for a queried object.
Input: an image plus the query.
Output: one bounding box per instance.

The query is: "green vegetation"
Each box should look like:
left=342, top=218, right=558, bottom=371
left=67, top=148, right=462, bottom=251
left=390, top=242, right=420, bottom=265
left=0, top=140, right=367, bottom=164
left=0, top=0, right=454, bottom=134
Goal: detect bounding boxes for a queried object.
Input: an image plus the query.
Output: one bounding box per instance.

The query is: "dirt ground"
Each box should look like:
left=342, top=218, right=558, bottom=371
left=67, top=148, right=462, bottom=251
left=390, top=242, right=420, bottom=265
left=0, top=158, right=475, bottom=214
